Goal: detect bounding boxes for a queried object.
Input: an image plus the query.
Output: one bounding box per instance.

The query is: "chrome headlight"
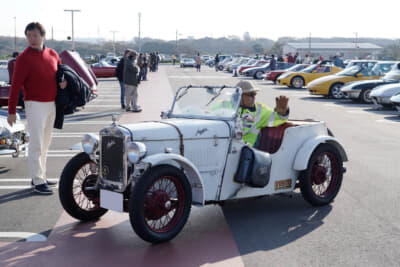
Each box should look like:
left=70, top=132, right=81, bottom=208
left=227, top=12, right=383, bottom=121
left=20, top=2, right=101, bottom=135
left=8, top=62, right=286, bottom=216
left=81, top=133, right=99, bottom=154
left=126, top=141, right=146, bottom=163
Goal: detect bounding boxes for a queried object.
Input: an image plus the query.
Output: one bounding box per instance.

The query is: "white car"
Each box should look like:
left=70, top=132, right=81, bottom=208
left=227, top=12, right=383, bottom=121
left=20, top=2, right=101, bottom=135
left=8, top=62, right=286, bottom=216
left=390, top=93, right=400, bottom=112
left=58, top=85, right=348, bottom=243
left=0, top=110, right=28, bottom=157
left=370, top=83, right=400, bottom=108
left=0, top=60, right=9, bottom=83
left=180, top=58, right=196, bottom=68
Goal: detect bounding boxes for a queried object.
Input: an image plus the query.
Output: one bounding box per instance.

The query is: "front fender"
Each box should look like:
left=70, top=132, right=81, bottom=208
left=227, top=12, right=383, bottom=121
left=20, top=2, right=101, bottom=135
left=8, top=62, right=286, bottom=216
left=141, top=153, right=205, bottom=205
left=293, top=136, right=348, bottom=171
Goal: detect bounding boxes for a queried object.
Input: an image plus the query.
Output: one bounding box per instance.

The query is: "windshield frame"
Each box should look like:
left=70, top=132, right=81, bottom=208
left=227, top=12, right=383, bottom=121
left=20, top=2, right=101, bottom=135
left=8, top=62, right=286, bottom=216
left=166, top=85, right=242, bottom=121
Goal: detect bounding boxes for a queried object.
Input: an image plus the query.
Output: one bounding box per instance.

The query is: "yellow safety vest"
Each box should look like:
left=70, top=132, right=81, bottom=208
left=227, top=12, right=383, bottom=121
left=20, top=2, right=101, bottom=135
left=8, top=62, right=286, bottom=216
left=239, top=103, right=288, bottom=146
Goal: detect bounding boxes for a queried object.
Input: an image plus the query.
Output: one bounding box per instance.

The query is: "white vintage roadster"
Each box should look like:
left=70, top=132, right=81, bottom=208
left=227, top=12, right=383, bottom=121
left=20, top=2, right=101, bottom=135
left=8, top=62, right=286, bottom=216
left=59, top=85, right=348, bottom=243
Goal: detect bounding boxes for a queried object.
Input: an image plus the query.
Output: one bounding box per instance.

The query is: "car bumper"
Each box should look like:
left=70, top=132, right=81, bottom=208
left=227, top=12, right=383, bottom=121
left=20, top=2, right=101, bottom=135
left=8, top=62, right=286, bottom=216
left=343, top=91, right=361, bottom=99
left=307, top=85, right=328, bottom=96
left=278, top=79, right=289, bottom=86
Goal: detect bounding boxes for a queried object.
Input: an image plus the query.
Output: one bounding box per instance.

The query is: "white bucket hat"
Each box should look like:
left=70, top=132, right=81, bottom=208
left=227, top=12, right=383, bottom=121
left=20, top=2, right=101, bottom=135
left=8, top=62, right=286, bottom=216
left=235, top=80, right=260, bottom=94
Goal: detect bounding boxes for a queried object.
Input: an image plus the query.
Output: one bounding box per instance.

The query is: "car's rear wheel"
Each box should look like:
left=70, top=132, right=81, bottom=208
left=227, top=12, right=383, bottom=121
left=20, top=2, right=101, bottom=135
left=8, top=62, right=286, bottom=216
left=59, top=152, right=107, bottom=221
left=290, top=76, right=304, bottom=88
left=359, top=89, right=373, bottom=103
left=129, top=165, right=192, bottom=243
left=329, top=83, right=344, bottom=99
left=299, top=144, right=343, bottom=206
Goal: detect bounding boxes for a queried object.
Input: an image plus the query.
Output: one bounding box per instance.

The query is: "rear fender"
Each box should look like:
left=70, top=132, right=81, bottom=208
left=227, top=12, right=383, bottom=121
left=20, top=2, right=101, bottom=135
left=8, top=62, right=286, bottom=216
left=141, top=153, right=205, bottom=205
left=293, top=136, right=348, bottom=171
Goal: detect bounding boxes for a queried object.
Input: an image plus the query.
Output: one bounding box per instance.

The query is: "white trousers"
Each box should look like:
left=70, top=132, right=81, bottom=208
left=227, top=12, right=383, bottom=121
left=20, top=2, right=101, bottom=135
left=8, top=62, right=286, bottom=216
left=124, top=84, right=138, bottom=109
left=25, top=101, right=56, bottom=185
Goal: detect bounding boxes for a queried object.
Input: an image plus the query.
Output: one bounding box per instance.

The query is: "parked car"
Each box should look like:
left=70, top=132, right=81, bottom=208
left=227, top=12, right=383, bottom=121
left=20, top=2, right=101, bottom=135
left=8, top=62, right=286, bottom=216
left=180, top=58, right=196, bottom=68
left=242, top=62, right=293, bottom=79
left=278, top=64, right=342, bottom=89
left=340, top=62, right=400, bottom=103
left=91, top=61, right=116, bottom=78
left=264, top=64, right=310, bottom=84
left=0, top=50, right=98, bottom=108
left=390, top=92, right=400, bottom=112
left=217, top=56, right=233, bottom=71
left=307, top=61, right=394, bottom=99
left=228, top=57, right=249, bottom=72
left=0, top=109, right=28, bottom=157
left=0, top=60, right=9, bottom=83
left=238, top=59, right=268, bottom=74
left=370, top=83, right=400, bottom=108
left=58, top=85, right=348, bottom=244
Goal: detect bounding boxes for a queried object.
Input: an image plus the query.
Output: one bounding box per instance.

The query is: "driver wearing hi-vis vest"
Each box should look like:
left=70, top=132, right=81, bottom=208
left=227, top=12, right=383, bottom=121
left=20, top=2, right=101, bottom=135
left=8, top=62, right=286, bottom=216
left=236, top=80, right=289, bottom=146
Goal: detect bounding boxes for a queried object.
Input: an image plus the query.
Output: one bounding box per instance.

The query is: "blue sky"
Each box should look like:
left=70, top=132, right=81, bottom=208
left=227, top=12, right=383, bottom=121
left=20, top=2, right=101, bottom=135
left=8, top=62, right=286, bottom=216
left=1, top=0, right=398, bottom=42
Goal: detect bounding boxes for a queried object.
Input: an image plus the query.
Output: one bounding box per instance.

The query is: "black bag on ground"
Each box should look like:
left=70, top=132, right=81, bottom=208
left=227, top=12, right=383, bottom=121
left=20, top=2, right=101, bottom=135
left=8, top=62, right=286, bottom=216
left=234, top=146, right=272, bottom=188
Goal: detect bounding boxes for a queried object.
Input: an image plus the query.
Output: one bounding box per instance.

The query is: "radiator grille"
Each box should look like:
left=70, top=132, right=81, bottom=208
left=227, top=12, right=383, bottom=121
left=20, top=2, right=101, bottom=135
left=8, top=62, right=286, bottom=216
left=101, top=135, right=124, bottom=183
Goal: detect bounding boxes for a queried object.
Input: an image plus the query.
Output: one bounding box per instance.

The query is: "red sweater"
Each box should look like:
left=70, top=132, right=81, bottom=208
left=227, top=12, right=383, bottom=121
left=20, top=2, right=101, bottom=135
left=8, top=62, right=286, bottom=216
left=8, top=46, right=60, bottom=114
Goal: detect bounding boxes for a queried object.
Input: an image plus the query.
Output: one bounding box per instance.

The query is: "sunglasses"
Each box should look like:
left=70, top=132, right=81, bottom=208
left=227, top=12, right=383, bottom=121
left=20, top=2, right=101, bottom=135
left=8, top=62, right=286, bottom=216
left=244, top=93, right=257, bottom=97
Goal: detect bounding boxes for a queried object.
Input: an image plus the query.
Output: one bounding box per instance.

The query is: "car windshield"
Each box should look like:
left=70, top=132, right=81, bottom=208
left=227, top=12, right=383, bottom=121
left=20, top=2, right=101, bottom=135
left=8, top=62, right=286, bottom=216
left=301, top=65, right=318, bottom=73
left=336, top=66, right=362, bottom=76
left=336, top=62, right=382, bottom=76
left=286, top=64, right=307, bottom=72
left=170, top=86, right=240, bottom=119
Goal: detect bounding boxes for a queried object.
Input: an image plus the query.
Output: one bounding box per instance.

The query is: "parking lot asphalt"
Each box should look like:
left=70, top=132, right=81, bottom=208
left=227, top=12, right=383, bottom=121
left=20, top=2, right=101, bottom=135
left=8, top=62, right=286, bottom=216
left=1, top=64, right=400, bottom=266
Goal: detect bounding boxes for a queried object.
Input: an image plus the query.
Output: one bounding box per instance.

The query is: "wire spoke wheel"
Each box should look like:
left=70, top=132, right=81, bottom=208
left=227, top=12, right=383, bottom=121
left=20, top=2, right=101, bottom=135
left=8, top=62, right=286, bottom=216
left=300, top=144, right=344, bottom=206
left=59, top=153, right=107, bottom=221
left=129, top=165, right=192, bottom=243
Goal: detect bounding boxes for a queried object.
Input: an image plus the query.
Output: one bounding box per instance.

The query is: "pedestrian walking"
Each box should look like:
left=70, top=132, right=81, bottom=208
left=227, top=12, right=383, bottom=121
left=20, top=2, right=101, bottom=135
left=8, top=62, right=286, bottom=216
left=115, top=49, right=130, bottom=109
left=195, top=53, right=201, bottom=72
left=7, top=22, right=66, bottom=194
left=215, top=53, right=220, bottom=72
left=123, top=50, right=141, bottom=112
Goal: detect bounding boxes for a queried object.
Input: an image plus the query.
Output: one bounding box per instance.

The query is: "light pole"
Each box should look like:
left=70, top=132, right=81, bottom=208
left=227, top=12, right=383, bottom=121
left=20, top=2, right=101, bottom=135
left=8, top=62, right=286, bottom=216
left=110, top=30, right=118, bottom=55
left=138, top=12, right=141, bottom=53
left=13, top=16, right=16, bottom=52
left=353, top=32, right=358, bottom=58
left=64, top=9, right=81, bottom=51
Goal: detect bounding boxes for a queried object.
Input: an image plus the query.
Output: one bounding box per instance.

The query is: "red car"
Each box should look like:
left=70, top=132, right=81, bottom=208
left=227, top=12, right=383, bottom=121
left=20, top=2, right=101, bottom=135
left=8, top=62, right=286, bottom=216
left=265, top=64, right=310, bottom=84
left=91, top=61, right=116, bottom=78
left=0, top=50, right=98, bottom=108
left=238, top=60, right=269, bottom=75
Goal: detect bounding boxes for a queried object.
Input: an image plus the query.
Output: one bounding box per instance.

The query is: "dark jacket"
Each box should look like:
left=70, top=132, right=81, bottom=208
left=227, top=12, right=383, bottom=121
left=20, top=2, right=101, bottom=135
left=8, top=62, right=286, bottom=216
left=123, top=57, right=140, bottom=86
left=54, top=64, right=91, bottom=129
left=115, top=57, right=124, bottom=82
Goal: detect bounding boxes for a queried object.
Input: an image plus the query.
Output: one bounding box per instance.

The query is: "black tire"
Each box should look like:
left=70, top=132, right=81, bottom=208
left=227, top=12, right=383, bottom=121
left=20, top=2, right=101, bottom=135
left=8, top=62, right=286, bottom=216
left=290, top=76, right=304, bottom=88
left=218, top=65, right=224, bottom=71
left=254, top=71, right=263, bottom=79
left=329, top=83, right=344, bottom=99
left=359, top=89, right=372, bottom=103
left=59, top=152, right=107, bottom=221
left=129, top=165, right=192, bottom=243
left=299, top=144, right=343, bottom=206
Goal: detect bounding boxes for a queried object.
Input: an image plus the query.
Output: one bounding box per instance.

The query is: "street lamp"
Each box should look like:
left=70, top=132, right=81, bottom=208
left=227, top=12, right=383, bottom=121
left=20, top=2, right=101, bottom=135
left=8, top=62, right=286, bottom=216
left=110, top=30, right=118, bottom=55
left=64, top=9, right=81, bottom=51
left=13, top=17, right=16, bottom=52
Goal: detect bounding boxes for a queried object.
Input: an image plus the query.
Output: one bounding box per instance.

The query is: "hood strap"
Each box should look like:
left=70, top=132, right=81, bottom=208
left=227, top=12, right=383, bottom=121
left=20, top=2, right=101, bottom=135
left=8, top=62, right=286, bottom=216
left=151, top=121, right=184, bottom=156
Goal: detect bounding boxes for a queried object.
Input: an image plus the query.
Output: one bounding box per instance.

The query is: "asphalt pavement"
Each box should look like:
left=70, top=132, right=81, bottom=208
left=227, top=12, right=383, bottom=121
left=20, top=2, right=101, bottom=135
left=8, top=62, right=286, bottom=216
left=0, top=64, right=400, bottom=266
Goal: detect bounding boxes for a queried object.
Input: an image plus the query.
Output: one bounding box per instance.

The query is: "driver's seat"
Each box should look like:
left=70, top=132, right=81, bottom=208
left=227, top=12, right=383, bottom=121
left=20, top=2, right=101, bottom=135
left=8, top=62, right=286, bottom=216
left=254, top=123, right=294, bottom=154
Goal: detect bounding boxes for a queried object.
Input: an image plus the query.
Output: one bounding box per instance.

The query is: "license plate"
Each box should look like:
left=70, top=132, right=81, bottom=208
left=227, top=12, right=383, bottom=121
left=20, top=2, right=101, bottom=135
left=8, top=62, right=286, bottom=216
left=100, top=189, right=123, bottom=212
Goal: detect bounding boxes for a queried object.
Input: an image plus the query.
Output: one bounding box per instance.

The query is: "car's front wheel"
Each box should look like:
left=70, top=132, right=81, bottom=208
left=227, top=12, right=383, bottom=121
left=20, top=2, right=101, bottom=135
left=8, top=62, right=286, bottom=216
left=329, top=83, right=344, bottom=99
left=129, top=165, right=192, bottom=243
left=359, top=89, right=373, bottom=103
left=299, top=144, right=343, bottom=206
left=59, top=152, right=107, bottom=221
left=290, top=76, right=304, bottom=88
left=255, top=71, right=263, bottom=79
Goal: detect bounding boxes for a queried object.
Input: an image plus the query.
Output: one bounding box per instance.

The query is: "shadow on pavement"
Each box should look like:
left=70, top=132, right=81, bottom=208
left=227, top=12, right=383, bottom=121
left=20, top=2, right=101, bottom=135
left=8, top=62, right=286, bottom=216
left=64, top=110, right=122, bottom=122
left=0, top=189, right=40, bottom=205
left=222, top=193, right=332, bottom=254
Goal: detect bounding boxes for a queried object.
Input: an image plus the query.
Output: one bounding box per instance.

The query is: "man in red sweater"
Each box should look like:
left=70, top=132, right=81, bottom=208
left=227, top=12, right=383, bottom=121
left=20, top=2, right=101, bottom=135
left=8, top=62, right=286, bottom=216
left=7, top=22, right=67, bottom=194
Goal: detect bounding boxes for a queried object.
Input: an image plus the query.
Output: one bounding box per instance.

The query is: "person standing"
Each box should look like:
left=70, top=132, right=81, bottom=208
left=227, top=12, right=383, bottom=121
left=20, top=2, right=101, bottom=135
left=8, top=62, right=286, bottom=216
left=195, top=53, right=201, bottom=72
left=115, top=49, right=130, bottom=109
left=123, top=50, right=141, bottom=112
left=172, top=54, right=176, bottom=65
left=269, top=54, right=276, bottom=70
left=287, top=52, right=295, bottom=64
left=7, top=22, right=66, bottom=194
left=215, top=53, right=220, bottom=72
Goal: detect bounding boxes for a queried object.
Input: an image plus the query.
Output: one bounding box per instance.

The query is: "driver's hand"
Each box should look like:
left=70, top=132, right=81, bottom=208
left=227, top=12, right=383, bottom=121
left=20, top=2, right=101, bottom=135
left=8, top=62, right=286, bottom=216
left=7, top=114, right=16, bottom=127
left=274, top=95, right=289, bottom=115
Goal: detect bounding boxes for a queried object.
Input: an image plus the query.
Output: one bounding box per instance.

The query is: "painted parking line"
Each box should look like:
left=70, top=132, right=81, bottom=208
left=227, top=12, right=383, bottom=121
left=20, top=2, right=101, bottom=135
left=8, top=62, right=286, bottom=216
left=0, top=178, right=59, bottom=190
left=84, top=104, right=121, bottom=108
left=0, top=232, right=47, bottom=242
left=62, top=121, right=112, bottom=125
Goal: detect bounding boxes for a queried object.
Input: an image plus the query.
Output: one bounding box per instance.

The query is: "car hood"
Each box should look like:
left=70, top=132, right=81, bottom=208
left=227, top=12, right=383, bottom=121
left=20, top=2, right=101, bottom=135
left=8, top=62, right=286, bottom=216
left=122, top=118, right=231, bottom=141
left=370, top=83, right=400, bottom=97
left=307, top=75, right=340, bottom=86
